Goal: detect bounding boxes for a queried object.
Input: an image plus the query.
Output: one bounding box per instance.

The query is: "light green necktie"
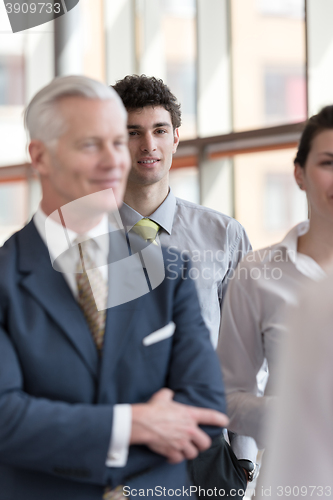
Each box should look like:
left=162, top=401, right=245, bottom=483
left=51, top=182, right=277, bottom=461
left=131, top=218, right=160, bottom=245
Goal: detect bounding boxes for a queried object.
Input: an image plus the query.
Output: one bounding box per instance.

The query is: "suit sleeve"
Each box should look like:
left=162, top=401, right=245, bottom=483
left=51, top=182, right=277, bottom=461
left=167, top=259, right=227, bottom=436
left=0, top=316, right=113, bottom=486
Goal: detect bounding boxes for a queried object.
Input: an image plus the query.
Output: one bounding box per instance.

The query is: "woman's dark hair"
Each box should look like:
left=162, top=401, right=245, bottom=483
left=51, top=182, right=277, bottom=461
left=294, top=105, right=333, bottom=167
left=112, top=75, right=181, bottom=129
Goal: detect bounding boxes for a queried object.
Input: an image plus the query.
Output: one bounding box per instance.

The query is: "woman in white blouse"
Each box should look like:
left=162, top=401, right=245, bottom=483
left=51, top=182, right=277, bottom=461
left=217, top=105, right=333, bottom=453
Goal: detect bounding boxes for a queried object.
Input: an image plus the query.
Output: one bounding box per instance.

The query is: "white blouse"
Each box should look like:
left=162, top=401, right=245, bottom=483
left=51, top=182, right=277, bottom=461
left=217, top=221, right=326, bottom=451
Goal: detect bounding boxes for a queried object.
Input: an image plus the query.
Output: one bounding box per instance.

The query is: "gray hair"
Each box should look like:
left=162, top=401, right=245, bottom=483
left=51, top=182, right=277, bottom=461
left=24, top=75, right=126, bottom=146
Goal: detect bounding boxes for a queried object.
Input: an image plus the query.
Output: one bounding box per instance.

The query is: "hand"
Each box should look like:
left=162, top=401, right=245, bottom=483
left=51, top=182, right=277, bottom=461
left=130, top=388, right=229, bottom=464
left=242, top=468, right=249, bottom=483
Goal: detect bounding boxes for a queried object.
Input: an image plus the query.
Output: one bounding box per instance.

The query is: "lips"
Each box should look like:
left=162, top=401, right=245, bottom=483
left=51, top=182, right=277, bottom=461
left=137, top=158, right=160, bottom=167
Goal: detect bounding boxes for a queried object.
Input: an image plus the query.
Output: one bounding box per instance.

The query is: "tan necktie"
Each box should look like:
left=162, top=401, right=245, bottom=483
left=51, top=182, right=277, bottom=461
left=76, top=241, right=126, bottom=499
left=76, top=240, right=107, bottom=352
left=103, top=485, right=126, bottom=500
left=131, top=218, right=160, bottom=245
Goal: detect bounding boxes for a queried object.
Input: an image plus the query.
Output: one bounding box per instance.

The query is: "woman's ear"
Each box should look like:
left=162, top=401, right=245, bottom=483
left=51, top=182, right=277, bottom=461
left=294, top=163, right=305, bottom=190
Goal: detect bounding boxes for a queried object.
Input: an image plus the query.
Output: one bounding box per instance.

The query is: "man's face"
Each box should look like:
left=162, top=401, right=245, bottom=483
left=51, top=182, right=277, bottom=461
left=32, top=96, right=131, bottom=214
left=126, top=106, right=179, bottom=186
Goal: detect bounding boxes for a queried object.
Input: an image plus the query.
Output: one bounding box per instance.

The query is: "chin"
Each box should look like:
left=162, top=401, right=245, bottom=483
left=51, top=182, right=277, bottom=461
left=93, top=189, right=123, bottom=214
left=130, top=171, right=159, bottom=185
left=61, top=188, right=122, bottom=221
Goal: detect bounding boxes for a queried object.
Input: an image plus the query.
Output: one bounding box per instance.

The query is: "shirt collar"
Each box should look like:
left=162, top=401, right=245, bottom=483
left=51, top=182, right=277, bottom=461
left=119, top=188, right=177, bottom=235
left=274, top=220, right=326, bottom=280
left=33, top=206, right=109, bottom=262
left=276, top=220, right=310, bottom=264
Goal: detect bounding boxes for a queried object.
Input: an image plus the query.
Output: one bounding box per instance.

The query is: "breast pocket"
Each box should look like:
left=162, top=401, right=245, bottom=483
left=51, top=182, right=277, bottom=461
left=141, top=322, right=176, bottom=358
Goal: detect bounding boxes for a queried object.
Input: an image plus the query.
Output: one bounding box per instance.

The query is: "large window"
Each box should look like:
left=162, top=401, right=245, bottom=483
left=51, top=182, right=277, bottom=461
left=1, top=0, right=329, bottom=251
left=192, top=139, right=308, bottom=249
left=135, top=0, right=197, bottom=139
left=234, top=148, right=308, bottom=248
left=264, top=65, right=306, bottom=125
left=0, top=6, right=27, bottom=167
left=231, top=0, right=307, bottom=131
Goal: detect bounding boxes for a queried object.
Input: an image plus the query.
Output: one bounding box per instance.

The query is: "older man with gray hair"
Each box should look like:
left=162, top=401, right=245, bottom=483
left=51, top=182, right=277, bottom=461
left=0, top=75, right=227, bottom=500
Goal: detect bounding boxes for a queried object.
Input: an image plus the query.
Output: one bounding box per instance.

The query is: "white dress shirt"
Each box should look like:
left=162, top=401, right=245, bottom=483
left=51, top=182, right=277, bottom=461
left=33, top=207, right=131, bottom=467
left=257, top=274, right=333, bottom=499
left=217, top=221, right=326, bottom=452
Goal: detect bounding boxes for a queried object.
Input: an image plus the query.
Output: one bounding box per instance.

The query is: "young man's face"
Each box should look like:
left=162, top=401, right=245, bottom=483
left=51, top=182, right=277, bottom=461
left=126, top=106, right=179, bottom=187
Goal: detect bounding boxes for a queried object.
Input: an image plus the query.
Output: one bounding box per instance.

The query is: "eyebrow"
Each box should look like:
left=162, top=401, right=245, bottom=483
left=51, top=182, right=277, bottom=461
left=75, top=134, right=127, bottom=143
left=319, top=152, right=333, bottom=157
left=127, top=122, right=171, bottom=129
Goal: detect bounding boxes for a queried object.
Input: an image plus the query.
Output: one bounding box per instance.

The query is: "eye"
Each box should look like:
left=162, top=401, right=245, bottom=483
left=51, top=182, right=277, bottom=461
left=320, top=160, right=333, bottom=167
left=155, top=129, right=167, bottom=134
left=81, top=141, right=98, bottom=149
left=128, top=131, right=139, bottom=137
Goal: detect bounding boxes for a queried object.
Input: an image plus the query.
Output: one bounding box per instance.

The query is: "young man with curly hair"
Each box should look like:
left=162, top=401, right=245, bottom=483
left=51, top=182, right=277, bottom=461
left=113, top=75, right=250, bottom=347
left=113, top=76, right=256, bottom=491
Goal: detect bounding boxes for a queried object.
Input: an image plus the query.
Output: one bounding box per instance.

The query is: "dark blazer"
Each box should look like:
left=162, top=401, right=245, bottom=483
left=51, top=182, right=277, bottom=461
left=0, top=220, right=226, bottom=500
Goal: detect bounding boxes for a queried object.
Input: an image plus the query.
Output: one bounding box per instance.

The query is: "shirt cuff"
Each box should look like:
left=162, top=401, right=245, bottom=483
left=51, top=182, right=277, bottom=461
left=106, top=404, right=132, bottom=467
left=229, top=433, right=258, bottom=463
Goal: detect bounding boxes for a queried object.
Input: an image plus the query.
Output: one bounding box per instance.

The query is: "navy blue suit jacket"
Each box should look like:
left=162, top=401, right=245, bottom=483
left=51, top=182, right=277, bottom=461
left=0, top=220, right=225, bottom=499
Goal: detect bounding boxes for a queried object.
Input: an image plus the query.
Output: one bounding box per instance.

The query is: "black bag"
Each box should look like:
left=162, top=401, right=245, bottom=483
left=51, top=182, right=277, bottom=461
left=188, top=434, right=247, bottom=499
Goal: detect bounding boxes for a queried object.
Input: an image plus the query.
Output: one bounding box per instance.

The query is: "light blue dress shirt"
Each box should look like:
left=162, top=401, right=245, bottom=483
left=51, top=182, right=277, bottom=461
left=120, top=189, right=252, bottom=349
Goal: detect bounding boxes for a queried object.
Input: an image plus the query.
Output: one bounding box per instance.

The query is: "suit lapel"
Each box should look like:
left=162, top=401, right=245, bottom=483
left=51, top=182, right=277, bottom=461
left=18, top=221, right=99, bottom=379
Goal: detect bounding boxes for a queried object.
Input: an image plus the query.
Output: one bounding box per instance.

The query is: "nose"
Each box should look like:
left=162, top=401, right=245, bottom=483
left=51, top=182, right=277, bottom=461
left=100, top=143, right=129, bottom=172
left=100, top=144, right=118, bottom=167
left=140, top=133, right=157, bottom=153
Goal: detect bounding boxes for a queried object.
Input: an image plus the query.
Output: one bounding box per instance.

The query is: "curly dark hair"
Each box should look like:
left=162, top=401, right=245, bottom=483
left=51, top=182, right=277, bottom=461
left=112, top=75, right=181, bottom=129
left=294, top=105, right=333, bottom=167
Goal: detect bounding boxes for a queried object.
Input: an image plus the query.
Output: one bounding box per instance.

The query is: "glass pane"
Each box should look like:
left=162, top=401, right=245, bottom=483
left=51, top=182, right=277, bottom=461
left=162, top=0, right=196, bottom=139
left=0, top=54, right=25, bottom=106
left=0, top=2, right=27, bottom=166
left=169, top=166, right=199, bottom=203
left=0, top=181, right=28, bottom=246
left=0, top=4, right=25, bottom=107
left=257, top=0, right=304, bottom=18
left=136, top=0, right=197, bottom=139
left=200, top=158, right=234, bottom=217
left=0, top=107, right=27, bottom=166
left=234, top=148, right=308, bottom=249
left=231, top=0, right=306, bottom=131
